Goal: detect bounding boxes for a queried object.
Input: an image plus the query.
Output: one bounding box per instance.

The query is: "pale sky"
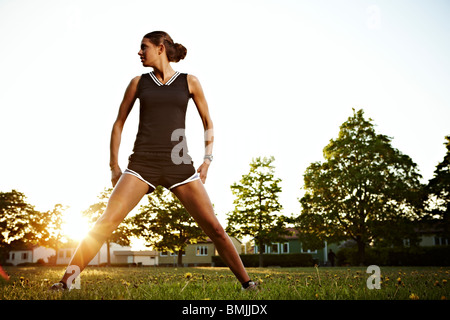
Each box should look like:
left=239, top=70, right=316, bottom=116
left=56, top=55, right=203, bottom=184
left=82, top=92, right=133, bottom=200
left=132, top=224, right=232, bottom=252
left=1, top=0, right=449, bottom=244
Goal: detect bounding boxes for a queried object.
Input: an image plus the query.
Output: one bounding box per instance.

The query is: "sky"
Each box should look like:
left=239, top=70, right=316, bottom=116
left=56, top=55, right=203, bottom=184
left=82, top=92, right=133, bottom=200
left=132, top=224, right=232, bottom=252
left=1, top=0, right=449, bottom=246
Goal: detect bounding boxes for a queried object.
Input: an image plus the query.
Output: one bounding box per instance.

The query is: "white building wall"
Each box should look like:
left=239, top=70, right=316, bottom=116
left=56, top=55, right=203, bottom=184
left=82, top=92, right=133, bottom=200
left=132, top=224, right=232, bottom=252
left=32, top=247, right=56, bottom=263
left=57, top=243, right=132, bottom=266
left=6, top=250, right=32, bottom=266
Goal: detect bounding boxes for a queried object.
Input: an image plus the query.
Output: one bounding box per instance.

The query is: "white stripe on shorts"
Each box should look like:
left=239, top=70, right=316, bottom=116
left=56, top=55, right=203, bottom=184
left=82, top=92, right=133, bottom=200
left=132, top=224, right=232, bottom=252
left=123, top=168, right=157, bottom=190
left=169, top=172, right=200, bottom=190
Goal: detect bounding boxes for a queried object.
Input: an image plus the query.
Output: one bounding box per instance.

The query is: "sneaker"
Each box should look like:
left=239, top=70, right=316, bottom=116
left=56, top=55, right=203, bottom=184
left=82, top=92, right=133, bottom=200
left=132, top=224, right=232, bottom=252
left=49, top=281, right=69, bottom=292
left=242, top=281, right=259, bottom=291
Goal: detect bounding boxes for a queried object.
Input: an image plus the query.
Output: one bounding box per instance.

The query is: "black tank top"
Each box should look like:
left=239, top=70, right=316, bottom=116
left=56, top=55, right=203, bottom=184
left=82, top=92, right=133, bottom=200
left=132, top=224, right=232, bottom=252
left=132, top=71, right=192, bottom=160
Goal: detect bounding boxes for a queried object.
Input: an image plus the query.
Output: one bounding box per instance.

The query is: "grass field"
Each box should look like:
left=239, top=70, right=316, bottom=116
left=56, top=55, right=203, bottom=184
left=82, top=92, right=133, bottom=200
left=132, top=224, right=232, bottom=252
left=0, top=266, right=448, bottom=300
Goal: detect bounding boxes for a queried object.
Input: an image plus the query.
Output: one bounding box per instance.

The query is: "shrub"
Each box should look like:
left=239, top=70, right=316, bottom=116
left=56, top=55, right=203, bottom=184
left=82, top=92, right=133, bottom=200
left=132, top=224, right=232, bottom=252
left=336, top=246, right=450, bottom=266
left=212, top=253, right=314, bottom=267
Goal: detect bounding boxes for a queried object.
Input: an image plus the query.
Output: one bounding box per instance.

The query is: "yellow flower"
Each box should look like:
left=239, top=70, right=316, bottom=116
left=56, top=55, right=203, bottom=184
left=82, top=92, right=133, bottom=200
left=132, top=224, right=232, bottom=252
left=442, top=279, right=447, bottom=285
left=397, top=277, right=402, bottom=284
left=409, top=293, right=419, bottom=300
left=184, top=272, right=192, bottom=279
left=441, top=296, right=447, bottom=300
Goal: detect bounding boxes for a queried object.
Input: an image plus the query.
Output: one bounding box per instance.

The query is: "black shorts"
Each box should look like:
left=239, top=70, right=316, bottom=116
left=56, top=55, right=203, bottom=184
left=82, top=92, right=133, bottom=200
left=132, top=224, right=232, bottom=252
left=124, top=152, right=200, bottom=194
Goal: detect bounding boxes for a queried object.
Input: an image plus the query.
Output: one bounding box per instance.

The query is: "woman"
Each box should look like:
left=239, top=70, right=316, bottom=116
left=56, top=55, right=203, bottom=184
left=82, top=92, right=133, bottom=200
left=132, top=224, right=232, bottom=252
left=51, top=31, right=256, bottom=291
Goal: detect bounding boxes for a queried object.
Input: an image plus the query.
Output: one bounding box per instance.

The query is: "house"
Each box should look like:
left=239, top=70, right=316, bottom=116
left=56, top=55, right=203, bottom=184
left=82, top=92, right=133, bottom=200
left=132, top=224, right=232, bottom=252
left=56, top=242, right=135, bottom=266
left=413, top=222, right=449, bottom=247
left=6, top=245, right=55, bottom=266
left=253, top=228, right=339, bottom=266
left=56, top=242, right=160, bottom=266
left=114, top=250, right=158, bottom=266
left=158, top=237, right=242, bottom=267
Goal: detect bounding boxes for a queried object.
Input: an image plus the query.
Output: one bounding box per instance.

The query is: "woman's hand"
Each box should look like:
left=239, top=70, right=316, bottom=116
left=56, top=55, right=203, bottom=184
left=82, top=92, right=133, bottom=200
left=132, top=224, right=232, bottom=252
left=111, top=166, right=122, bottom=187
left=197, top=160, right=210, bottom=184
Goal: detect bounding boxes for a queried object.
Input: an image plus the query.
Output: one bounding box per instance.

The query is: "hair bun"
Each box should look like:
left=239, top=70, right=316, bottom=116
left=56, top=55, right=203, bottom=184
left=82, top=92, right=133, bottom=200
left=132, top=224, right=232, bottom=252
left=172, top=43, right=187, bottom=62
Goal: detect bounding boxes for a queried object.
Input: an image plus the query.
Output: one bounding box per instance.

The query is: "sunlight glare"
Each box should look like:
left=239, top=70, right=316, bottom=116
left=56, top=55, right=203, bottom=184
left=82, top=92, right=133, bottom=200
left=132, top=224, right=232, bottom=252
left=61, top=208, right=91, bottom=241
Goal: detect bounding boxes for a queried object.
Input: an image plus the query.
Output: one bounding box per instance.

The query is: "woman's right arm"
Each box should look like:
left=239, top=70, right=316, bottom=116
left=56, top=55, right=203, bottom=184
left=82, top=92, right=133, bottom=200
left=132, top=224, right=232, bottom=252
left=110, top=75, right=141, bottom=187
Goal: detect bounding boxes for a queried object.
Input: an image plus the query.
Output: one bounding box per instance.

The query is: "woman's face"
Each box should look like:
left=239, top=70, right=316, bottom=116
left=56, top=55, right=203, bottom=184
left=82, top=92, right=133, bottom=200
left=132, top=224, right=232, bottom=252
left=138, top=38, right=160, bottom=67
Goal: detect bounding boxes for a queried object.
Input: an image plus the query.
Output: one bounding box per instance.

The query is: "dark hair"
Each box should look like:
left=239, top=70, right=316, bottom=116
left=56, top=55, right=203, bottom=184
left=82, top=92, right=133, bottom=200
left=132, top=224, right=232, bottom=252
left=143, top=31, right=187, bottom=62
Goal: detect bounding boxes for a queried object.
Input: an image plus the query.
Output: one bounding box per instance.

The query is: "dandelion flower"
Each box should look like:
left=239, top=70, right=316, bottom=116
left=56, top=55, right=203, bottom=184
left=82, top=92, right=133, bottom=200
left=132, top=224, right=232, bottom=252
left=409, top=293, right=419, bottom=300
left=185, top=272, right=192, bottom=279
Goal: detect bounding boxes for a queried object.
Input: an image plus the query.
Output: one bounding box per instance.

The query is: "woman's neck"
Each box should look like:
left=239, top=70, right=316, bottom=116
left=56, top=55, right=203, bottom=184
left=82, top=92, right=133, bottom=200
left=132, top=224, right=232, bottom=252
left=152, top=64, right=175, bottom=82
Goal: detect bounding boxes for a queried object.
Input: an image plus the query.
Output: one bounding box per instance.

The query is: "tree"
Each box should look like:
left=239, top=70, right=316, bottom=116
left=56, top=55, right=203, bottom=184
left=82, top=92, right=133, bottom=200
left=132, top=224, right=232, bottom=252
left=297, top=109, right=424, bottom=264
left=226, top=156, right=290, bottom=267
left=427, top=135, right=450, bottom=238
left=31, top=203, right=65, bottom=250
left=82, top=188, right=133, bottom=266
left=130, top=186, right=206, bottom=266
left=0, top=190, right=64, bottom=262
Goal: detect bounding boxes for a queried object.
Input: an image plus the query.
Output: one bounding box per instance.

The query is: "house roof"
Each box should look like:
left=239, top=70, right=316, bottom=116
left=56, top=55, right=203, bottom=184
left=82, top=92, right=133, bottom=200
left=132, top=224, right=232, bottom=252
left=6, top=244, right=39, bottom=252
left=283, top=228, right=299, bottom=240
left=189, top=236, right=242, bottom=244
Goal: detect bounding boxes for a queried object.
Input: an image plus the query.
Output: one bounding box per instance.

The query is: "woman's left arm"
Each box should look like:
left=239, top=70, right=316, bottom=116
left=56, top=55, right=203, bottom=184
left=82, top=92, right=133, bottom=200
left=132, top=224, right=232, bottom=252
left=188, top=74, right=214, bottom=183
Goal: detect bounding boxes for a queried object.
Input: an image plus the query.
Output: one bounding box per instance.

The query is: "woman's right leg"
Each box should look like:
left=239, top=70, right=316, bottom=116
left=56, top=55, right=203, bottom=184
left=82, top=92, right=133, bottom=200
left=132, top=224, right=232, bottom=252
left=60, top=173, right=150, bottom=288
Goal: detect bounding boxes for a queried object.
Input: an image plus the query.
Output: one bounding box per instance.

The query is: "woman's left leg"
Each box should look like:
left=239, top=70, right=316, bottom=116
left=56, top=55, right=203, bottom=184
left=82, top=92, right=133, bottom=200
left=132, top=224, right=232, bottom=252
left=171, top=179, right=251, bottom=285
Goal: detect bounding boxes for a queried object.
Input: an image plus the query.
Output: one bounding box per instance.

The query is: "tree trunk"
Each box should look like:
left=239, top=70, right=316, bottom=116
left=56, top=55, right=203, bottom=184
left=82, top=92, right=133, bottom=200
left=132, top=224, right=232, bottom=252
left=177, top=250, right=183, bottom=267
left=259, top=252, right=264, bottom=268
left=258, top=240, right=264, bottom=267
left=106, top=240, right=111, bottom=266
left=356, top=238, right=365, bottom=266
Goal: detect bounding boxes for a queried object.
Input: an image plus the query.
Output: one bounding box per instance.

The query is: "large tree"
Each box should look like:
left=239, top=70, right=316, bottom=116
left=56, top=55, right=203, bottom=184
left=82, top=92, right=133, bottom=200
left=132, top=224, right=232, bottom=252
left=82, top=188, right=133, bottom=266
left=226, top=156, right=290, bottom=267
left=426, top=135, right=450, bottom=238
left=0, top=190, right=64, bottom=262
left=130, top=186, right=206, bottom=266
left=297, top=109, right=424, bottom=264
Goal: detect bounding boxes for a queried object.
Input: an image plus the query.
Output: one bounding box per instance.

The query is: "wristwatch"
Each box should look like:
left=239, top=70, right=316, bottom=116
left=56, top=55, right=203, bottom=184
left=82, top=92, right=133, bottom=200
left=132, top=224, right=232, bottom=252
left=204, top=154, right=213, bottom=162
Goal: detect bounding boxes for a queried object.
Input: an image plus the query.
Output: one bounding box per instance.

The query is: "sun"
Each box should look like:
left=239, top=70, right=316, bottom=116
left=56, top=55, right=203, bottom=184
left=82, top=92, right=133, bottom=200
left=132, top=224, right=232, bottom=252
left=61, top=208, right=91, bottom=242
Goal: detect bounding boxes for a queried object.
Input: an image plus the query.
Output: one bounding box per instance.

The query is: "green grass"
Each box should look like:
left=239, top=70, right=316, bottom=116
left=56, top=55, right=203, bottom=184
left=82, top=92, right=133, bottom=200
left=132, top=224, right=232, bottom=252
left=0, top=266, right=448, bottom=300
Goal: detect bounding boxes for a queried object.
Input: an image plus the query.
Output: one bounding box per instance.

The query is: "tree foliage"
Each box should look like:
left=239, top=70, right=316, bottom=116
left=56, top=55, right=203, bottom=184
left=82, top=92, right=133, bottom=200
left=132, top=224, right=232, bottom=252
left=297, top=109, right=425, bottom=264
left=427, top=135, right=450, bottom=237
left=130, top=186, right=206, bottom=266
left=226, top=156, right=290, bottom=267
left=0, top=190, right=64, bottom=262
